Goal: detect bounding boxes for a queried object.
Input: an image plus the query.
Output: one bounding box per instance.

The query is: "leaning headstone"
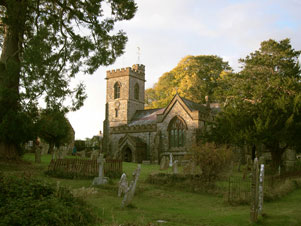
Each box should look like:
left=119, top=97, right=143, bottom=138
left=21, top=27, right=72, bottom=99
left=172, top=160, right=178, bottom=174
left=92, top=154, right=108, bottom=185
left=118, top=173, right=128, bottom=197
left=121, top=164, right=141, bottom=208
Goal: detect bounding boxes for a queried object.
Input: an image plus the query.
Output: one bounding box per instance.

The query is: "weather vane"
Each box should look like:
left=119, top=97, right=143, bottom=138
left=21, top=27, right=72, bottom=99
left=137, top=46, right=141, bottom=64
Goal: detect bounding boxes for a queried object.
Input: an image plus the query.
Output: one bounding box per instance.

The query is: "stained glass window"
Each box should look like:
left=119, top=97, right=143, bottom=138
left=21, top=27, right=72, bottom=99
left=168, top=117, right=186, bottom=148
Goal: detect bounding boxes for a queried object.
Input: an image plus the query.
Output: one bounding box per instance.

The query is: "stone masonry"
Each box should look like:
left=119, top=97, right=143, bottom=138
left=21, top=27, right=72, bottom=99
left=102, top=64, right=219, bottom=164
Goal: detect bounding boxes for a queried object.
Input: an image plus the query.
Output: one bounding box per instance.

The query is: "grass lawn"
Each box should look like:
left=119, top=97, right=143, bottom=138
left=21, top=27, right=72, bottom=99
left=1, top=153, right=301, bottom=226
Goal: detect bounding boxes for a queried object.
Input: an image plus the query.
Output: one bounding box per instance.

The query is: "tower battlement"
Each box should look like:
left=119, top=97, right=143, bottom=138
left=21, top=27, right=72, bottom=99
left=106, top=64, right=145, bottom=79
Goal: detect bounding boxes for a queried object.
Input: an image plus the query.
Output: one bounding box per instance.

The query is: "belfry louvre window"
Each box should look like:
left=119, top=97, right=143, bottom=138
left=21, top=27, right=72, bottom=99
left=168, top=116, right=187, bottom=148
left=114, top=82, right=120, bottom=99
left=134, top=83, right=139, bottom=100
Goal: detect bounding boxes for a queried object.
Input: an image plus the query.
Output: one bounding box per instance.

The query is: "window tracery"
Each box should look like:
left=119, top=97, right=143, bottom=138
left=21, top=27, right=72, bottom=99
left=168, top=116, right=186, bottom=148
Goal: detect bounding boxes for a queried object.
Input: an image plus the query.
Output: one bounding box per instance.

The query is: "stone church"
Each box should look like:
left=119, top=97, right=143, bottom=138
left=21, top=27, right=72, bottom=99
left=102, top=64, right=219, bottom=163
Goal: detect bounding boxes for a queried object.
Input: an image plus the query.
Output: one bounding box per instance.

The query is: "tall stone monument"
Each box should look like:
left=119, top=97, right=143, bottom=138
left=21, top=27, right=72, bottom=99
left=92, top=154, right=108, bottom=185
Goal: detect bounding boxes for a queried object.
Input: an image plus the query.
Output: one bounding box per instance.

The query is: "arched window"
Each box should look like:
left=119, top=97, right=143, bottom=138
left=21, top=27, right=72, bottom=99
left=114, top=82, right=120, bottom=99
left=134, top=83, right=139, bottom=100
left=168, top=116, right=187, bottom=148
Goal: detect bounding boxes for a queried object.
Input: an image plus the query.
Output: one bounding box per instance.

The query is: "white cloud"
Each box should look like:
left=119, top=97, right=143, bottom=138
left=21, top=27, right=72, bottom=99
left=67, top=0, right=301, bottom=139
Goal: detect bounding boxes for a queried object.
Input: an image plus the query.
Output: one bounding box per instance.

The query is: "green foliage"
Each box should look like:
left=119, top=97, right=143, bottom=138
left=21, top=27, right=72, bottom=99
left=3, top=154, right=301, bottom=226
left=185, top=143, right=233, bottom=182
left=37, top=109, right=73, bottom=149
left=74, top=139, right=86, bottom=152
left=145, top=55, right=231, bottom=108
left=0, top=0, right=137, bottom=154
left=45, top=169, right=95, bottom=180
left=0, top=173, right=98, bottom=226
left=205, top=39, right=301, bottom=169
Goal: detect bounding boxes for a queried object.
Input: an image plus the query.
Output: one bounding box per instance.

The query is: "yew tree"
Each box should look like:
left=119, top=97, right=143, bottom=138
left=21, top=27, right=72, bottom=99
left=37, top=109, right=73, bottom=154
left=206, top=39, right=301, bottom=170
left=0, top=0, right=137, bottom=159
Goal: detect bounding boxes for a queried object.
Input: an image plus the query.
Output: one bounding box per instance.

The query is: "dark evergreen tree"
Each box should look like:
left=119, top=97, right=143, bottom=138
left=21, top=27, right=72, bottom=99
left=0, top=0, right=137, bottom=159
left=206, top=39, right=301, bottom=170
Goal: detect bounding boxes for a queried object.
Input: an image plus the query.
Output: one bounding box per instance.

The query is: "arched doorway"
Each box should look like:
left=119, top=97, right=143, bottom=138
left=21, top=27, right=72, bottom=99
left=123, top=147, right=132, bottom=162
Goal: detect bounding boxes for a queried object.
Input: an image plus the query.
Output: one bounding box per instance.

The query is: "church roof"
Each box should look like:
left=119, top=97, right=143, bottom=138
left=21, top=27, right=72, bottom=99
left=129, top=108, right=165, bottom=126
left=128, top=95, right=220, bottom=126
left=180, top=97, right=208, bottom=112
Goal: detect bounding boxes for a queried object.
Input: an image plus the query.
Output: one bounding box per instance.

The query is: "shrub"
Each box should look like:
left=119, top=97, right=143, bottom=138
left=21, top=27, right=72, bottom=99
left=184, top=143, right=233, bottom=182
left=146, top=173, right=217, bottom=193
left=0, top=173, right=99, bottom=226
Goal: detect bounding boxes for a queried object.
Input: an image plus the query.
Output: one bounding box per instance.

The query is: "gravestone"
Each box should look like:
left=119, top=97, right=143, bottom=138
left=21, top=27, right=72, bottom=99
left=169, top=153, right=173, bottom=167
left=172, top=160, right=178, bottom=174
left=121, top=164, right=141, bottom=208
left=34, top=139, right=42, bottom=163
left=118, top=173, right=128, bottom=197
left=92, top=154, right=108, bottom=185
left=285, top=149, right=296, bottom=171
left=57, top=147, right=68, bottom=159
left=160, top=156, right=169, bottom=170
left=90, top=150, right=99, bottom=160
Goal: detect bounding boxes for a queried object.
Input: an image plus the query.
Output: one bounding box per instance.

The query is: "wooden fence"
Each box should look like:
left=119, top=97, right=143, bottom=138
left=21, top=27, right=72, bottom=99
left=48, top=158, right=122, bottom=178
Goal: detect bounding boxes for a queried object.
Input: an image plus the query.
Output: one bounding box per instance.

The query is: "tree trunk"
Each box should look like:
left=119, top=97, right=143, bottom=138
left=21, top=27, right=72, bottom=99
left=48, top=143, right=54, bottom=155
left=0, top=1, right=27, bottom=159
left=0, top=142, right=19, bottom=160
left=270, top=147, right=285, bottom=173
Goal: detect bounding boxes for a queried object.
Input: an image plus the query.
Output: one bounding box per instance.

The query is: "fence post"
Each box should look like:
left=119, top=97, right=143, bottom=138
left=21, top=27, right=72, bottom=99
left=250, top=157, right=259, bottom=222
left=258, top=164, right=264, bottom=215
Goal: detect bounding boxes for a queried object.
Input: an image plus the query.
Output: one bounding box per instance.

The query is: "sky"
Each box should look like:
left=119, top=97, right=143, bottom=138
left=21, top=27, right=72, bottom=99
left=67, top=0, right=301, bottom=140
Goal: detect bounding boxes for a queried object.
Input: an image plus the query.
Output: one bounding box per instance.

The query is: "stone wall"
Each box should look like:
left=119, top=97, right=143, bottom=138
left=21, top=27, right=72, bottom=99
left=106, top=64, right=145, bottom=127
left=109, top=130, right=157, bottom=162
left=157, top=101, right=201, bottom=160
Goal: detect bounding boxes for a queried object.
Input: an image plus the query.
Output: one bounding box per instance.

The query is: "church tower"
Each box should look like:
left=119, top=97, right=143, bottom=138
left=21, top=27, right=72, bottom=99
left=105, top=64, right=145, bottom=127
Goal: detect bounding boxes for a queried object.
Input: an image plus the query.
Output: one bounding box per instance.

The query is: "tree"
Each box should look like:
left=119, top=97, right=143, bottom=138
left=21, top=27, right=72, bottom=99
left=145, top=55, right=231, bottom=109
left=0, top=0, right=137, bottom=159
left=205, top=39, right=301, bottom=170
left=37, top=109, right=73, bottom=154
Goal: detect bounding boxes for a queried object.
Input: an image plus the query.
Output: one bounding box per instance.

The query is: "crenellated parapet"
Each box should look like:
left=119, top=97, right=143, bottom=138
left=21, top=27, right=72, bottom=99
left=110, top=123, right=156, bottom=134
left=106, top=64, right=145, bottom=80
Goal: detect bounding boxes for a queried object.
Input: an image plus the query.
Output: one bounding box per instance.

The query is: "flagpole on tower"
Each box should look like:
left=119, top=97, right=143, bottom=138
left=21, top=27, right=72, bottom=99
left=137, top=46, right=141, bottom=64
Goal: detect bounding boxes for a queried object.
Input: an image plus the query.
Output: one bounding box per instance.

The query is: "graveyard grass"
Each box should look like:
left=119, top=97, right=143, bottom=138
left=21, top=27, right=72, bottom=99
left=1, top=154, right=301, bottom=226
